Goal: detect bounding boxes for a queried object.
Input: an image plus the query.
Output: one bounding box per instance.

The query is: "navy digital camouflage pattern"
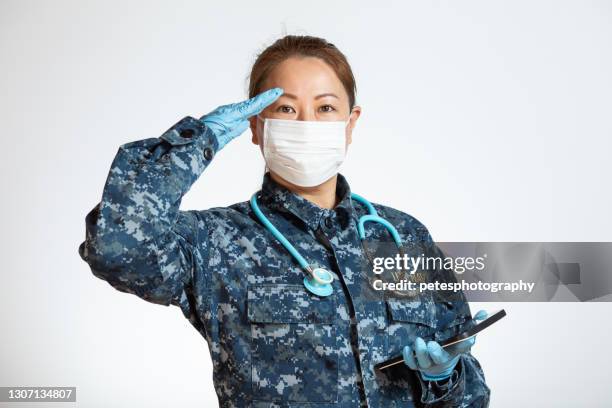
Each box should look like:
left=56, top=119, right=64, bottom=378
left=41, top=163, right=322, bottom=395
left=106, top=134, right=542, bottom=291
left=78, top=116, right=490, bottom=407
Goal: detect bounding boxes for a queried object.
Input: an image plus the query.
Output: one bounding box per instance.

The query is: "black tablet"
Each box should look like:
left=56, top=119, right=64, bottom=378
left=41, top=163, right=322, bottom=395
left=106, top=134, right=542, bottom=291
left=375, top=309, right=506, bottom=371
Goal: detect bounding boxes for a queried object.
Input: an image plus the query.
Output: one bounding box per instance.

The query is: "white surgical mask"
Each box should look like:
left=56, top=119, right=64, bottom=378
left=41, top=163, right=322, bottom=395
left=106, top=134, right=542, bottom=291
left=257, top=115, right=351, bottom=187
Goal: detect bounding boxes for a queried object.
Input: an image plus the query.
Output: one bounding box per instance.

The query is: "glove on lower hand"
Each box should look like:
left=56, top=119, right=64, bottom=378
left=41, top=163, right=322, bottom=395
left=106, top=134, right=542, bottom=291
left=402, top=310, right=488, bottom=381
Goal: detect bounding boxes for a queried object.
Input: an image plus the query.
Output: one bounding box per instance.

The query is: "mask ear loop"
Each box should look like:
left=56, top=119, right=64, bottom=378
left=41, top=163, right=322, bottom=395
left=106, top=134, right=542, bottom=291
left=346, top=109, right=353, bottom=126
left=343, top=110, right=353, bottom=156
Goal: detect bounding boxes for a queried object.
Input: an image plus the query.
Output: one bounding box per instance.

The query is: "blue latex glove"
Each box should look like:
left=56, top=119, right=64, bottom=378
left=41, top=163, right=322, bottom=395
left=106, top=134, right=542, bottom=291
left=402, top=310, right=488, bottom=381
left=199, top=87, right=283, bottom=150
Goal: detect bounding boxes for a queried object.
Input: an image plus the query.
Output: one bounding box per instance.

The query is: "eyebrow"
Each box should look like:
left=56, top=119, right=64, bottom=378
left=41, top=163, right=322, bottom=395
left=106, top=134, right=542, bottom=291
left=280, top=92, right=339, bottom=100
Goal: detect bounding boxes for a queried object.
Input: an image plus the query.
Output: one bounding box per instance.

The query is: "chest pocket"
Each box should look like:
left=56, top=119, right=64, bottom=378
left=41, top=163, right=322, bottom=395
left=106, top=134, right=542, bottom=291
left=386, top=297, right=438, bottom=354
left=382, top=297, right=439, bottom=402
left=247, top=284, right=338, bottom=403
left=380, top=297, right=476, bottom=402
left=432, top=301, right=472, bottom=344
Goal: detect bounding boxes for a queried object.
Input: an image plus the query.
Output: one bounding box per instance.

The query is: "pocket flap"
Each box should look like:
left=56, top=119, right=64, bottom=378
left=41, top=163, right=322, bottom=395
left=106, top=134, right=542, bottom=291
left=436, top=301, right=472, bottom=330
left=386, top=297, right=437, bottom=328
left=247, top=284, right=336, bottom=324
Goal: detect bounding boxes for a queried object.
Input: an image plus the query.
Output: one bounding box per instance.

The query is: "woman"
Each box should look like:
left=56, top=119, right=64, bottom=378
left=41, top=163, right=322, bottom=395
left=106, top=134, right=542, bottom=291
left=78, top=35, right=490, bottom=407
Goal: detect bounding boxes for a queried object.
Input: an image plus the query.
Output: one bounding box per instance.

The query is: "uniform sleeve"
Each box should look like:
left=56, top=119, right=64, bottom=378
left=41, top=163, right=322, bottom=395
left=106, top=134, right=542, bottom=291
left=414, top=226, right=491, bottom=407
left=77, top=116, right=219, bottom=312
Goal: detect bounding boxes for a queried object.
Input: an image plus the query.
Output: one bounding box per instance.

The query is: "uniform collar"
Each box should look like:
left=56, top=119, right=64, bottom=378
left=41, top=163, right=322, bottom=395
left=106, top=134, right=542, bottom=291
left=258, top=172, right=355, bottom=231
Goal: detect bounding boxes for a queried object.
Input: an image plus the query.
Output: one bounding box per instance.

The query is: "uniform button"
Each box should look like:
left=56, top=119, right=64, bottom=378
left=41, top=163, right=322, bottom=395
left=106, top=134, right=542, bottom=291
left=203, top=147, right=214, bottom=161
left=324, top=216, right=333, bottom=229
left=180, top=128, right=194, bottom=139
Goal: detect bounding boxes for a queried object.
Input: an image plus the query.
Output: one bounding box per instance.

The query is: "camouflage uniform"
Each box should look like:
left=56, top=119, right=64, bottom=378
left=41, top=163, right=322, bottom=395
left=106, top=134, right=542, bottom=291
left=78, top=116, right=490, bottom=407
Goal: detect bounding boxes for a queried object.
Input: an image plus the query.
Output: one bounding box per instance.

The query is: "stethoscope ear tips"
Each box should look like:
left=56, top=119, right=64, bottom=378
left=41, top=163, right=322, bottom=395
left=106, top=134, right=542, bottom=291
left=304, top=268, right=334, bottom=297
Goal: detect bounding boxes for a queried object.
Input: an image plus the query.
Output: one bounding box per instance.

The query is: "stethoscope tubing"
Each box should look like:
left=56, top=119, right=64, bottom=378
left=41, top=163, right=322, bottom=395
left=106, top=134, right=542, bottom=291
left=250, top=193, right=311, bottom=272
left=249, top=190, right=405, bottom=292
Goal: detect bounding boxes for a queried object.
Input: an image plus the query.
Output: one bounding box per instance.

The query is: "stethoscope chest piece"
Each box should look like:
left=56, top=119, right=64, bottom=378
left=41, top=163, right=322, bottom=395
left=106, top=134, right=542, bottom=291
left=303, top=268, right=334, bottom=297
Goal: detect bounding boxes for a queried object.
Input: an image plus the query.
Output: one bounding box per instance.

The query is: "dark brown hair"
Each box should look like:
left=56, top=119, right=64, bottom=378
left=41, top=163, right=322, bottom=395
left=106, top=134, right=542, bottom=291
left=248, top=35, right=357, bottom=110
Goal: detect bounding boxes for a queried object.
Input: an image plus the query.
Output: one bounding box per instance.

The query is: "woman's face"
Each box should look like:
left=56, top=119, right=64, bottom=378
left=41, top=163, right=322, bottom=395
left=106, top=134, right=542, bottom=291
left=249, top=56, right=361, bottom=148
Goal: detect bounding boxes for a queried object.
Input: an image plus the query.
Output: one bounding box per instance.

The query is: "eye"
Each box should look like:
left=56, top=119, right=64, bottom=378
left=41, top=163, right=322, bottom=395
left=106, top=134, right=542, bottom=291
left=277, top=105, right=295, bottom=114
left=319, top=104, right=336, bottom=113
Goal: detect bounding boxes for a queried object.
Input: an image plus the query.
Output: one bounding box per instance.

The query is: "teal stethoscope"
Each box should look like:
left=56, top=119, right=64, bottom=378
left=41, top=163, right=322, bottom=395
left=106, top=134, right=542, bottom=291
left=249, top=192, right=403, bottom=297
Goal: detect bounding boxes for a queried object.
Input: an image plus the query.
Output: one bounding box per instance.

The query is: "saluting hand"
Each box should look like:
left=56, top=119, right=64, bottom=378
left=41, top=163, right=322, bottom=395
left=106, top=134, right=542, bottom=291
left=199, top=87, right=283, bottom=150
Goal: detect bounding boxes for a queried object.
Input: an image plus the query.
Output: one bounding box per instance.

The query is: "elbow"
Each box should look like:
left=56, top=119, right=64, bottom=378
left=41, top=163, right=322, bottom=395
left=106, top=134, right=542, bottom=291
left=79, top=203, right=149, bottom=272
left=78, top=236, right=164, bottom=300
left=78, top=236, right=126, bottom=278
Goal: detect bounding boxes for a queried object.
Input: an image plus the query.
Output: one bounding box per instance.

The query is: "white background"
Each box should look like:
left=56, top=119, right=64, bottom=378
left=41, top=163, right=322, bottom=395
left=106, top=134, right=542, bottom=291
left=1, top=0, right=611, bottom=407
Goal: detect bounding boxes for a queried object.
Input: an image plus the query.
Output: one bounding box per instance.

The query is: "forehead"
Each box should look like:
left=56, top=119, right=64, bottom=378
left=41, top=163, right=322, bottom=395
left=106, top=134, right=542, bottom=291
left=261, top=56, right=348, bottom=100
